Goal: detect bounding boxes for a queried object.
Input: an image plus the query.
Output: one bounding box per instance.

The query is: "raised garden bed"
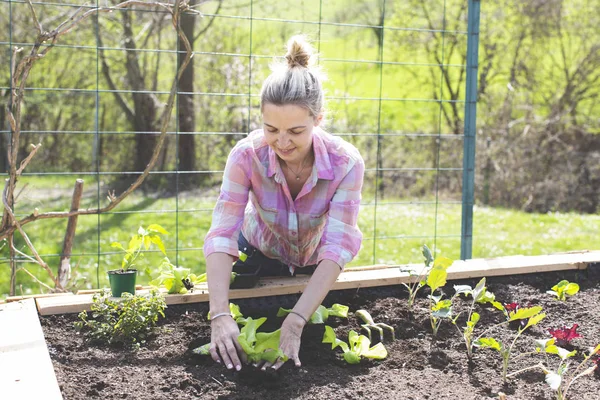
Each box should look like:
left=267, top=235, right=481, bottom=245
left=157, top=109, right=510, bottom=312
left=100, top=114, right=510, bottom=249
left=41, top=269, right=599, bottom=400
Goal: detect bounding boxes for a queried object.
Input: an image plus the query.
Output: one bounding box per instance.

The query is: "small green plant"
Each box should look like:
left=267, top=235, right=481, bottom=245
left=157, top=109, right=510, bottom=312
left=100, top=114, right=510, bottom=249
left=509, top=342, right=600, bottom=400
left=277, top=303, right=349, bottom=324
left=194, top=304, right=286, bottom=363
left=111, top=224, right=169, bottom=272
left=547, top=280, right=580, bottom=301
left=74, top=289, right=166, bottom=349
left=474, top=305, right=546, bottom=383
left=355, top=309, right=395, bottom=341
left=149, top=258, right=206, bottom=294
left=322, top=325, right=387, bottom=364
left=451, top=277, right=504, bottom=360
left=425, top=254, right=454, bottom=336
left=400, top=244, right=434, bottom=309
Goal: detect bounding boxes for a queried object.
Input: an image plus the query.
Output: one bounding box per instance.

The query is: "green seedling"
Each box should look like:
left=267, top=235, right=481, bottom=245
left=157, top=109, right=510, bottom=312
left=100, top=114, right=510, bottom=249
left=111, top=224, right=168, bottom=272
left=400, top=244, right=434, bottom=309
left=277, top=303, right=349, bottom=324
left=322, top=325, right=387, bottom=364
left=148, top=258, right=205, bottom=294
left=509, top=342, right=599, bottom=400
left=426, top=254, right=454, bottom=336
left=546, top=280, right=580, bottom=301
left=451, top=277, right=504, bottom=360
left=474, top=305, right=546, bottom=383
left=355, top=309, right=395, bottom=342
left=149, top=260, right=236, bottom=294
left=194, top=304, right=286, bottom=363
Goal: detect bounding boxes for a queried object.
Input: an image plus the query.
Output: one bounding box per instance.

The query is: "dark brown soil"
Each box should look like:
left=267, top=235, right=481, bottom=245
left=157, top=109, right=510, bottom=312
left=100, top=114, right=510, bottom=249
left=41, top=269, right=600, bottom=400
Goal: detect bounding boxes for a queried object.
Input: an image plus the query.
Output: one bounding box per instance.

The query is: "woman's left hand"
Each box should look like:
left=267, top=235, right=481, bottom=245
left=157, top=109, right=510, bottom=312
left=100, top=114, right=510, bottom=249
left=261, top=313, right=305, bottom=370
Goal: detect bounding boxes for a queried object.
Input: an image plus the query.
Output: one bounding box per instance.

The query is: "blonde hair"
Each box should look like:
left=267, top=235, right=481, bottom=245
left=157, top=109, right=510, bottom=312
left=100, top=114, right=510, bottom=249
left=260, top=35, right=325, bottom=118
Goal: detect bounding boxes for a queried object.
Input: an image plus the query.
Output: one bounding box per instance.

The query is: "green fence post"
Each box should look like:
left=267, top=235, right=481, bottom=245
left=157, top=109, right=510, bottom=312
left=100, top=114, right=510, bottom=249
left=461, top=0, right=481, bottom=260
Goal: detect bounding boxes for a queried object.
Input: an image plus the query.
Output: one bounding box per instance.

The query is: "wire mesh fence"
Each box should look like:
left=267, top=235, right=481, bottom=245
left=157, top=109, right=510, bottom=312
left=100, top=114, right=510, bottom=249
left=0, top=0, right=477, bottom=295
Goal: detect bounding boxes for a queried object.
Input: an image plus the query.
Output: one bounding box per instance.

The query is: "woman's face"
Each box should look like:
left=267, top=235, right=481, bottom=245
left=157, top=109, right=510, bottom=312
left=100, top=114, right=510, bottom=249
left=262, top=103, right=322, bottom=164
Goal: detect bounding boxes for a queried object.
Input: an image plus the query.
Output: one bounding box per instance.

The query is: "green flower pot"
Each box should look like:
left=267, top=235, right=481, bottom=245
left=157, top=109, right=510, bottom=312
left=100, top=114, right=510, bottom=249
left=108, top=269, right=137, bottom=297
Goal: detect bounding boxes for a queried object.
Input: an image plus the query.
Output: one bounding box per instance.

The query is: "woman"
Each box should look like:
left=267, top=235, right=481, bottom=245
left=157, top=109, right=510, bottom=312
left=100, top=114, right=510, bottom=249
left=204, top=35, right=364, bottom=371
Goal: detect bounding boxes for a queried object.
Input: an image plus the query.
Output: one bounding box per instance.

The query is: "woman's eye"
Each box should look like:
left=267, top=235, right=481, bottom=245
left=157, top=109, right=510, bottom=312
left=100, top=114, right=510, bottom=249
left=268, top=129, right=278, bottom=133
left=291, top=130, right=304, bottom=135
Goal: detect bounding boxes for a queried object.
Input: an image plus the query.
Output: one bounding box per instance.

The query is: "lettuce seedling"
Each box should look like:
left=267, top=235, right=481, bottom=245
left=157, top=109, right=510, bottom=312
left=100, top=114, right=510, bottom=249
left=148, top=258, right=206, bottom=294
left=236, top=317, right=287, bottom=363
left=425, top=254, right=454, bottom=336
left=277, top=303, right=349, bottom=324
left=549, top=324, right=583, bottom=347
left=194, top=306, right=287, bottom=364
left=474, top=305, right=546, bottom=383
left=322, top=325, right=387, bottom=364
left=355, top=309, right=395, bottom=342
left=451, top=277, right=504, bottom=360
left=546, top=280, right=580, bottom=301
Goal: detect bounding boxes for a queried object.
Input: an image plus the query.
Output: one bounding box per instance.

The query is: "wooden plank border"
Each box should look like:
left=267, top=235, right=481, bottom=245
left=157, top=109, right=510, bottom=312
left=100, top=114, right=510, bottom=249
left=0, top=299, right=63, bottom=400
left=36, top=251, right=600, bottom=316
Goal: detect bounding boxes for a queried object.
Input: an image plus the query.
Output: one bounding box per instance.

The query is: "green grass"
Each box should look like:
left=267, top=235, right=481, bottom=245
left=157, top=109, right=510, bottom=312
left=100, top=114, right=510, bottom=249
left=1, top=187, right=598, bottom=299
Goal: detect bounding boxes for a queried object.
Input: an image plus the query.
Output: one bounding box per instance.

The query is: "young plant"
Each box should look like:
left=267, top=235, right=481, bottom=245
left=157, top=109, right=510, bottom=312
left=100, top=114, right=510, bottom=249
left=547, top=280, right=580, bottom=301
left=355, top=309, right=395, bottom=342
left=426, top=254, right=454, bottom=336
left=451, top=277, right=504, bottom=360
left=74, top=289, right=166, bottom=349
left=400, top=244, right=434, bottom=309
left=474, top=305, right=546, bottom=383
left=111, top=224, right=169, bottom=272
left=148, top=258, right=206, bottom=294
left=548, top=324, right=583, bottom=347
left=322, top=325, right=387, bottom=364
left=510, top=343, right=600, bottom=400
left=194, top=305, right=286, bottom=363
left=277, top=303, right=349, bottom=324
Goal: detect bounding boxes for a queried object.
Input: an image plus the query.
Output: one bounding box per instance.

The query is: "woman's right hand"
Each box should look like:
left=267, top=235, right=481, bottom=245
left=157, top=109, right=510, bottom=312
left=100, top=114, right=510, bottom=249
left=209, top=316, right=247, bottom=371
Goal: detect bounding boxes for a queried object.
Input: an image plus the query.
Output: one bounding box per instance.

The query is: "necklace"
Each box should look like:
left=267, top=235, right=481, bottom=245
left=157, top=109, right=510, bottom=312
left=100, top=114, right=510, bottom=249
left=284, top=153, right=312, bottom=180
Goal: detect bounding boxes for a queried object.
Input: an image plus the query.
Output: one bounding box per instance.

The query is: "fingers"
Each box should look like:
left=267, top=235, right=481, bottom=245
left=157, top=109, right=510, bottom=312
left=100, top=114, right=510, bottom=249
left=233, top=338, right=248, bottom=364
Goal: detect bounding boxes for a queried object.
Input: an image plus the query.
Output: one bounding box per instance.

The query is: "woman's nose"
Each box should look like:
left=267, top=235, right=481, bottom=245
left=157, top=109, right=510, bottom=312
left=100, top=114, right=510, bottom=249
left=277, top=133, right=291, bottom=148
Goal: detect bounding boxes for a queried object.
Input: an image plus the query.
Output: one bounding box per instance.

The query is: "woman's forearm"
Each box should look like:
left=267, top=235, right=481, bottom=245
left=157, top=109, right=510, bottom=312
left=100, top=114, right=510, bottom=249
left=206, top=252, right=235, bottom=314
left=292, top=260, right=342, bottom=320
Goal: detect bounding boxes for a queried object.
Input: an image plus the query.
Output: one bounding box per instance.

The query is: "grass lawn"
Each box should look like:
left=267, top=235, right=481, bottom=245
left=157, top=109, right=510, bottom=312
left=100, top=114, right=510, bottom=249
left=0, top=185, right=598, bottom=299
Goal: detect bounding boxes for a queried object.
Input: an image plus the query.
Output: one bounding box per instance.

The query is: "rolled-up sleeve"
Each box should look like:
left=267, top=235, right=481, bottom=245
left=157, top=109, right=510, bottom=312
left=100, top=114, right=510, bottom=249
left=317, top=155, right=364, bottom=270
left=203, top=145, right=251, bottom=260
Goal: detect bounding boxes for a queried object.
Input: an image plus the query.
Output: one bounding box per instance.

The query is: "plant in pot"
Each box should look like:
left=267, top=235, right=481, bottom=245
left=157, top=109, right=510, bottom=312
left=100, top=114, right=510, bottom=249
left=108, top=224, right=168, bottom=297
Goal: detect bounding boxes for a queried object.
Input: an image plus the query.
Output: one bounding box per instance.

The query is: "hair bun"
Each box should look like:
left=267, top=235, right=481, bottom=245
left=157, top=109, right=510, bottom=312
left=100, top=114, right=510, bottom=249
left=285, top=35, right=312, bottom=68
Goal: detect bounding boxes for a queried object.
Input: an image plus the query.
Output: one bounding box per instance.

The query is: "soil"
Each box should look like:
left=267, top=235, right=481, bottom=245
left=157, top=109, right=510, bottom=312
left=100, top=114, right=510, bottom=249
left=41, top=269, right=600, bottom=400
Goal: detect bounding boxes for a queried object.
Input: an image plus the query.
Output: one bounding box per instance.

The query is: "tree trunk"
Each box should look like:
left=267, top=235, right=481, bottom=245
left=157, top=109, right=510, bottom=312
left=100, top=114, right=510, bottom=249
left=177, top=2, right=197, bottom=189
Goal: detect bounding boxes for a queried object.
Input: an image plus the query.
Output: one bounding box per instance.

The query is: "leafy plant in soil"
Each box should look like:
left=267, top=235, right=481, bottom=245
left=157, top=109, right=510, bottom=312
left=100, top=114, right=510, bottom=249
left=355, top=309, right=395, bottom=342
left=322, top=325, right=387, bottom=364
left=425, top=254, right=454, bottom=336
left=510, top=342, right=600, bottom=400
left=194, top=304, right=287, bottom=363
left=277, top=304, right=349, bottom=324
left=74, top=289, right=166, bottom=349
left=149, top=258, right=206, bottom=294
left=400, top=244, right=434, bottom=309
left=451, top=277, right=504, bottom=360
left=548, top=324, right=583, bottom=347
left=546, top=280, right=580, bottom=301
left=474, top=305, right=546, bottom=383
left=111, top=224, right=169, bottom=272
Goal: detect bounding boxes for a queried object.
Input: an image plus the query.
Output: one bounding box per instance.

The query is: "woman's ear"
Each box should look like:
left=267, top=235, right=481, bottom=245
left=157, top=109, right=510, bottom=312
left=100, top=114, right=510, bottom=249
left=314, top=113, right=323, bottom=127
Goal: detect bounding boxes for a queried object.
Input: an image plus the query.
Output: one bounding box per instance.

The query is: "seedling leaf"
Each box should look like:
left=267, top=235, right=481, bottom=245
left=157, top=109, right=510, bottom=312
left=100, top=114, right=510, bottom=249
left=508, top=306, right=543, bottom=321
left=545, top=372, right=562, bottom=391
left=475, top=337, right=502, bottom=352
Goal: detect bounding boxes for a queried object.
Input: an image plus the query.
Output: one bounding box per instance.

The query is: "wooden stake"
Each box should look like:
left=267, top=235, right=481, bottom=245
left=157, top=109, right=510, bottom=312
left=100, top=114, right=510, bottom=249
left=58, top=179, right=84, bottom=289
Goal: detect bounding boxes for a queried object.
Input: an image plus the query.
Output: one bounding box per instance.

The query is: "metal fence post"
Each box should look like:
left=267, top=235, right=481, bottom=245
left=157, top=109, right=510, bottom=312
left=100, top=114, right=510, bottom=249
left=460, top=0, right=481, bottom=260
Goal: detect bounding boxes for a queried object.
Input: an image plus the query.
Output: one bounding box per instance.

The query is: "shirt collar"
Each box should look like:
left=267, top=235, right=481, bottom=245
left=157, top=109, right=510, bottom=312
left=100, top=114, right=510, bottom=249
left=266, top=128, right=334, bottom=181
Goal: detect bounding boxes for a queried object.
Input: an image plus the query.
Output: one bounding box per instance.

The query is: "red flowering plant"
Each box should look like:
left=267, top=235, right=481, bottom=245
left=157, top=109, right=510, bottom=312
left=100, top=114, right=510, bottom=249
left=548, top=324, right=583, bottom=347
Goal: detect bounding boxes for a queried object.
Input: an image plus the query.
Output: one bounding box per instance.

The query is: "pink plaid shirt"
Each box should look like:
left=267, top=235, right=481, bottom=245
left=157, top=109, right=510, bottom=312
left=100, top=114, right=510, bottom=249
left=203, top=128, right=364, bottom=271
